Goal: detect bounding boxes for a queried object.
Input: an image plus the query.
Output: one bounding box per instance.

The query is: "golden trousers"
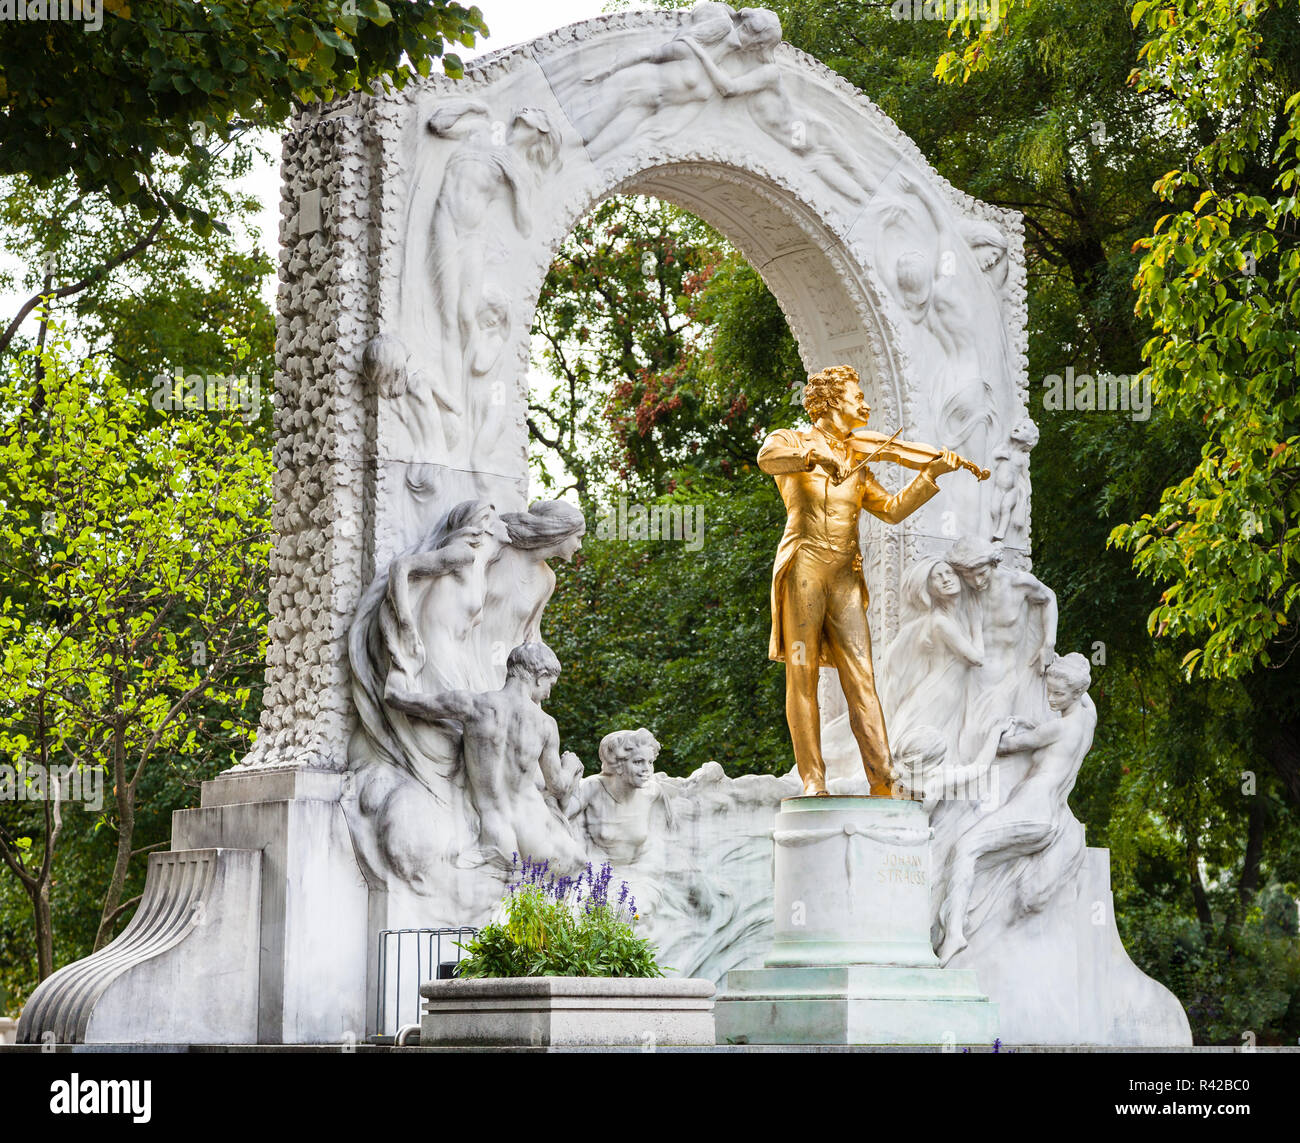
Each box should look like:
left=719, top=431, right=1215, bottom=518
left=779, top=541, right=892, bottom=792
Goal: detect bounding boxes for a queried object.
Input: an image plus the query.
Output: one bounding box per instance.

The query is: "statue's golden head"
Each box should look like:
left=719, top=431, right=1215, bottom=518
left=804, top=364, right=860, bottom=421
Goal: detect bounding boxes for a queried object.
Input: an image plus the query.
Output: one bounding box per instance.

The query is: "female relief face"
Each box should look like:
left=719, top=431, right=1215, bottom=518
left=536, top=531, right=582, bottom=563
left=929, top=561, right=961, bottom=598
left=558, top=533, right=583, bottom=561
left=1045, top=674, right=1084, bottom=712
left=623, top=750, right=655, bottom=789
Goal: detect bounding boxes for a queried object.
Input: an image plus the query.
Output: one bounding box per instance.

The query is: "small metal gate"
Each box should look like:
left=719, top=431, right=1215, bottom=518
left=374, top=927, right=477, bottom=1040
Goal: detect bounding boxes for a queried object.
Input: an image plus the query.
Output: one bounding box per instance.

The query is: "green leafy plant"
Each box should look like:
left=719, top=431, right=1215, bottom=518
left=455, top=857, right=664, bottom=979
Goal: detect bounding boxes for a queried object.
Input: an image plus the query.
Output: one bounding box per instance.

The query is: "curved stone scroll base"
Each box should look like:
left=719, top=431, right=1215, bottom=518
left=17, top=849, right=262, bottom=1045
left=717, top=796, right=998, bottom=1045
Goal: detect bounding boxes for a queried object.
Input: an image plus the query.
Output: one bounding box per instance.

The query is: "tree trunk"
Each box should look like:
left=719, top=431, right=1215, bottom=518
left=31, top=879, right=54, bottom=982
left=1186, top=841, right=1214, bottom=936
left=93, top=712, right=135, bottom=952
left=1237, top=795, right=1265, bottom=910
left=94, top=814, right=136, bottom=953
left=1221, top=795, right=1266, bottom=944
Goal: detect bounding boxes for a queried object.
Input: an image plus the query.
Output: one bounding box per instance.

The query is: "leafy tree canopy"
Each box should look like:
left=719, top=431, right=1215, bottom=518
left=0, top=0, right=488, bottom=219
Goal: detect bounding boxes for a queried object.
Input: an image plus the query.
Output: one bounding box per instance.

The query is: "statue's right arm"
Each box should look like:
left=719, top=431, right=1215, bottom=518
left=757, top=430, right=814, bottom=474
left=997, top=718, right=1060, bottom=755
left=399, top=542, right=472, bottom=583
left=385, top=684, right=477, bottom=723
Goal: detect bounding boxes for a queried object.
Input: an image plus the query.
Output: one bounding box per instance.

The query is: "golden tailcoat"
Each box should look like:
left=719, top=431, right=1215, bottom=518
left=759, top=426, right=941, bottom=666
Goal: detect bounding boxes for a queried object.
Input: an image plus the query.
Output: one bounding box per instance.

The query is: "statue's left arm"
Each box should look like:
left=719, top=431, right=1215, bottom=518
left=539, top=719, right=569, bottom=802
left=858, top=469, right=941, bottom=525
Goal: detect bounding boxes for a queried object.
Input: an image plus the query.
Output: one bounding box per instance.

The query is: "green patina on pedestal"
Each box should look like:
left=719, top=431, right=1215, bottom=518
left=714, top=795, right=999, bottom=1046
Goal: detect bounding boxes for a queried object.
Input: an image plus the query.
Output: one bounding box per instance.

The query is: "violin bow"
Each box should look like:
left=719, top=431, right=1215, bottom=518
left=830, top=427, right=991, bottom=485
left=830, top=427, right=901, bottom=486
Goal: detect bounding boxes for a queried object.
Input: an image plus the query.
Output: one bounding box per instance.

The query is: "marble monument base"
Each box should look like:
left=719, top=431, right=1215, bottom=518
left=715, top=796, right=998, bottom=1046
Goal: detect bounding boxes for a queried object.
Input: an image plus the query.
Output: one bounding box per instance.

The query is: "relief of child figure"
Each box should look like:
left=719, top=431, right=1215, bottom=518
left=990, top=417, right=1039, bottom=547
left=570, top=728, right=675, bottom=867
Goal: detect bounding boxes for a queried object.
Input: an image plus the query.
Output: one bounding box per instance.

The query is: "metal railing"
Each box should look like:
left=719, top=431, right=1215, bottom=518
left=374, top=927, right=477, bottom=1040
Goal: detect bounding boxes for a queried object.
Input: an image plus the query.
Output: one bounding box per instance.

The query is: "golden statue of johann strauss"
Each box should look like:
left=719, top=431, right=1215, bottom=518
left=758, top=364, right=986, bottom=798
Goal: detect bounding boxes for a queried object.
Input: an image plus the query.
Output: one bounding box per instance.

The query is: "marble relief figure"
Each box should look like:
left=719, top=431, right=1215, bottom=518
left=869, top=172, right=1012, bottom=531
left=880, top=556, right=983, bottom=767
left=574, top=728, right=674, bottom=865
left=990, top=416, right=1039, bottom=548
left=475, top=500, right=586, bottom=688
left=398, top=101, right=561, bottom=466
left=933, top=653, right=1095, bottom=964
left=385, top=642, right=588, bottom=873
left=862, top=535, right=1102, bottom=999
left=576, top=1, right=740, bottom=154
left=945, top=535, right=1056, bottom=762
left=345, top=500, right=584, bottom=896
left=960, top=216, right=1012, bottom=294
left=669, top=8, right=880, bottom=204
left=382, top=501, right=504, bottom=694
left=426, top=100, right=520, bottom=452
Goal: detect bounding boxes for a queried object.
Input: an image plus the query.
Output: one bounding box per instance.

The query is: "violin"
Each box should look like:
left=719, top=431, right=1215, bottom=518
left=832, top=426, right=991, bottom=485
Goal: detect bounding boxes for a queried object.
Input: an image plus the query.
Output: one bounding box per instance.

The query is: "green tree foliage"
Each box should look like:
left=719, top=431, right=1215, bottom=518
left=0, top=138, right=276, bottom=387
left=0, top=326, right=271, bottom=989
left=925, top=0, right=1300, bottom=682
left=544, top=474, right=789, bottom=777
left=0, top=0, right=487, bottom=216
left=0, top=136, right=277, bottom=1002
left=1108, top=0, right=1300, bottom=682
left=531, top=196, right=802, bottom=507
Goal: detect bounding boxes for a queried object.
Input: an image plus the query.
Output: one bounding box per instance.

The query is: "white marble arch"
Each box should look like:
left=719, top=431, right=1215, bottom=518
left=219, top=1, right=1030, bottom=781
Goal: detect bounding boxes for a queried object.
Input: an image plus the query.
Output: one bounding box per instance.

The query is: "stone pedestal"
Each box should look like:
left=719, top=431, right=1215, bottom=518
left=17, top=767, right=370, bottom=1046
left=173, top=768, right=370, bottom=1044
left=715, top=796, right=997, bottom=1046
